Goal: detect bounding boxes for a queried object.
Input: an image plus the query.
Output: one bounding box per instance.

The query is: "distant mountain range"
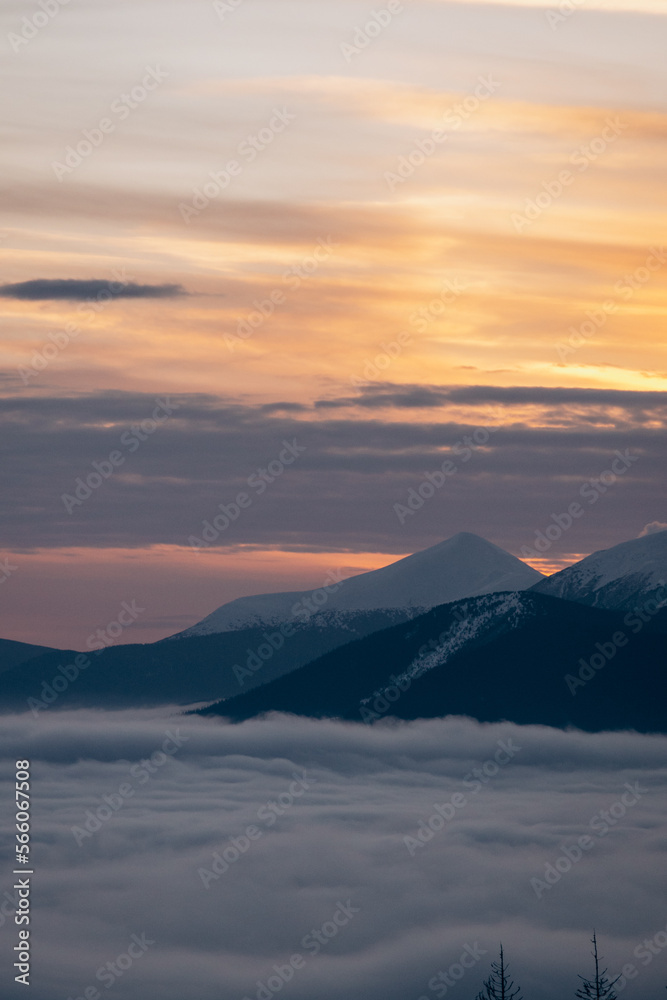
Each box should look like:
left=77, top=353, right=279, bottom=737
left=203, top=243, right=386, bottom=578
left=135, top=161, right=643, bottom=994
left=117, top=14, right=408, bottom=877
left=1, top=529, right=666, bottom=730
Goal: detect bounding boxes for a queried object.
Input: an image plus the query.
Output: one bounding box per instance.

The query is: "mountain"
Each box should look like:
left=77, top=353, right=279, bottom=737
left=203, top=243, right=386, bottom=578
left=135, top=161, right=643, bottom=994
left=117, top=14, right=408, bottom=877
left=0, top=610, right=414, bottom=711
left=532, top=529, right=667, bottom=612
left=0, top=637, right=58, bottom=675
left=3, top=531, right=665, bottom=727
left=172, top=532, right=544, bottom=637
left=203, top=591, right=667, bottom=732
left=0, top=533, right=543, bottom=712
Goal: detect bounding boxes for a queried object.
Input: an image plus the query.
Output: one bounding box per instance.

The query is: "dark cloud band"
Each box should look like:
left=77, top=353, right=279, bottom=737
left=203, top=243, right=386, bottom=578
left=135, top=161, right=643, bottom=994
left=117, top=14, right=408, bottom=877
left=0, top=279, right=186, bottom=301
left=0, top=385, right=665, bottom=554
left=321, top=383, right=667, bottom=410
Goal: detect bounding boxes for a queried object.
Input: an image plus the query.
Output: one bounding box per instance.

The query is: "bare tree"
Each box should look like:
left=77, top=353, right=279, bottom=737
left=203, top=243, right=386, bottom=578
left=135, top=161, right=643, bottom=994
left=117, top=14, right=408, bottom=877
left=576, top=932, right=619, bottom=1000
left=476, top=945, right=523, bottom=1000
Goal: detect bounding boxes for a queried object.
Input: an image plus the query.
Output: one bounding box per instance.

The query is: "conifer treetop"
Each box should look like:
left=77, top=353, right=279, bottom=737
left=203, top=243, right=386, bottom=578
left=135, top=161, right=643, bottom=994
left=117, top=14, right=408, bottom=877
left=575, top=932, right=619, bottom=1000
left=477, top=944, right=523, bottom=1000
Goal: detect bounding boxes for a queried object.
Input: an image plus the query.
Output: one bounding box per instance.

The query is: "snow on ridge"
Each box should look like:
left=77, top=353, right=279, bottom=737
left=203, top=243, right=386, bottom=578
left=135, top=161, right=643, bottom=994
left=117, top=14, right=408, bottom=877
left=178, top=606, right=421, bottom=640
left=584, top=534, right=667, bottom=592
left=367, top=593, right=532, bottom=702
left=534, top=530, right=667, bottom=609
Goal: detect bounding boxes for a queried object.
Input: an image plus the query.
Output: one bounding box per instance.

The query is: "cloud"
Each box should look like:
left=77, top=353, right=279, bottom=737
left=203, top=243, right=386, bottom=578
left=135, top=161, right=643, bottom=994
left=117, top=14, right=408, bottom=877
left=0, top=711, right=665, bottom=1000
left=0, top=279, right=186, bottom=301
left=0, top=386, right=666, bottom=555
left=639, top=521, right=667, bottom=536
left=321, top=383, right=667, bottom=411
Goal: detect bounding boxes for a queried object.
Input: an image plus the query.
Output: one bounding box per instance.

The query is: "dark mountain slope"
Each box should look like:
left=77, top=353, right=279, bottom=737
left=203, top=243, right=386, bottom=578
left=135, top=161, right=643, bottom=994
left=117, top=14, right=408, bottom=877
left=0, top=637, right=58, bottom=675
left=0, top=609, right=412, bottom=711
left=203, top=592, right=667, bottom=733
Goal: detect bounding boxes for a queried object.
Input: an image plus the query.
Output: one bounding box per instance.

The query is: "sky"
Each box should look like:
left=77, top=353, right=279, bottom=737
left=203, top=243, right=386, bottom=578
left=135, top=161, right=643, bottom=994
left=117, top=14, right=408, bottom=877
left=2, top=711, right=667, bottom=1000
left=2, top=0, right=667, bottom=647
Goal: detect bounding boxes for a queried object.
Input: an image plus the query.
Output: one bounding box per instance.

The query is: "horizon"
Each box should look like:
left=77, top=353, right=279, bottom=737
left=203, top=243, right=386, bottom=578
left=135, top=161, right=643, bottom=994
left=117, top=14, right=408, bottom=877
left=6, top=523, right=666, bottom=650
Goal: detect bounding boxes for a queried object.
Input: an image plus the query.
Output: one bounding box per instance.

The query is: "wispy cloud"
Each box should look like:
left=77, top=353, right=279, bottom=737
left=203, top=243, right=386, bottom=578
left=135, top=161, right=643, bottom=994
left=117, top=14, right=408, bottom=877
left=0, top=279, right=187, bottom=301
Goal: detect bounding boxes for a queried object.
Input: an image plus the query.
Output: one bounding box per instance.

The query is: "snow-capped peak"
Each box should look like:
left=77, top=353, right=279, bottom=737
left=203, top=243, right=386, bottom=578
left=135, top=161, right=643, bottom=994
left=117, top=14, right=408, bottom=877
left=532, top=528, right=667, bottom=611
left=171, top=532, right=544, bottom=638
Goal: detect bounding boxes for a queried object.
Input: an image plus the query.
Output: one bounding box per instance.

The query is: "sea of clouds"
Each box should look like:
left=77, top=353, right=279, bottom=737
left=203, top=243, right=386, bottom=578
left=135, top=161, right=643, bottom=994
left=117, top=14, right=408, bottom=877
left=1, top=710, right=666, bottom=1000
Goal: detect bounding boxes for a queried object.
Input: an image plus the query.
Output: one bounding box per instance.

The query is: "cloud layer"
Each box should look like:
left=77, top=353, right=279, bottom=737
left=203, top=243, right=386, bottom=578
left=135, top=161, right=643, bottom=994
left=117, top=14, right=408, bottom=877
left=1, top=712, right=666, bottom=1000
left=1, top=385, right=665, bottom=555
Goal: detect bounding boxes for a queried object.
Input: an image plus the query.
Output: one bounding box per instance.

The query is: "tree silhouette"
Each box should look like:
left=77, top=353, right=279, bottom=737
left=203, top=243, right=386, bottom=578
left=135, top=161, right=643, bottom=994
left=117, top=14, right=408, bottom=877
left=476, top=945, right=523, bottom=1000
left=576, top=932, right=619, bottom=1000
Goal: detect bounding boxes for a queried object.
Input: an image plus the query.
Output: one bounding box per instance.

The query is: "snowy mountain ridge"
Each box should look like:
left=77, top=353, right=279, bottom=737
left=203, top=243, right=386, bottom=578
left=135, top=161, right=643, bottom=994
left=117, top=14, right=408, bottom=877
left=532, top=529, right=667, bottom=611
left=171, top=532, right=544, bottom=638
left=394, top=592, right=532, bottom=690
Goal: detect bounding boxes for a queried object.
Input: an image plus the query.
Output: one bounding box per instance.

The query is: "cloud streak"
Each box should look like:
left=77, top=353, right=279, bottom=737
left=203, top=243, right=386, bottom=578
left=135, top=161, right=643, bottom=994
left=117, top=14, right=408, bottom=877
left=0, top=279, right=186, bottom=301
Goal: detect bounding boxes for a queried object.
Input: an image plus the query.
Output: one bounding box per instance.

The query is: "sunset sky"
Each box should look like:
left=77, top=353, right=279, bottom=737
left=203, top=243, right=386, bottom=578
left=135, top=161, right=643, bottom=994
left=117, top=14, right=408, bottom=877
left=1, top=0, right=666, bottom=647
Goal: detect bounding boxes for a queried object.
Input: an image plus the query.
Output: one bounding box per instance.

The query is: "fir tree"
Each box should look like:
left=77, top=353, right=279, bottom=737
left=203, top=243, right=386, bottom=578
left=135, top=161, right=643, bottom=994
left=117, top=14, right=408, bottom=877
left=575, top=932, right=619, bottom=1000
left=476, top=945, right=523, bottom=1000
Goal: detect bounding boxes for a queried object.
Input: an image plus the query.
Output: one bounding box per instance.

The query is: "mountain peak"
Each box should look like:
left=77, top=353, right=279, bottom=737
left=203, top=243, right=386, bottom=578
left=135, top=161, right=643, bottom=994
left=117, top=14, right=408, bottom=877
left=436, top=531, right=488, bottom=546
left=533, top=529, right=667, bottom=610
left=431, top=531, right=516, bottom=554
left=173, top=533, right=543, bottom=638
